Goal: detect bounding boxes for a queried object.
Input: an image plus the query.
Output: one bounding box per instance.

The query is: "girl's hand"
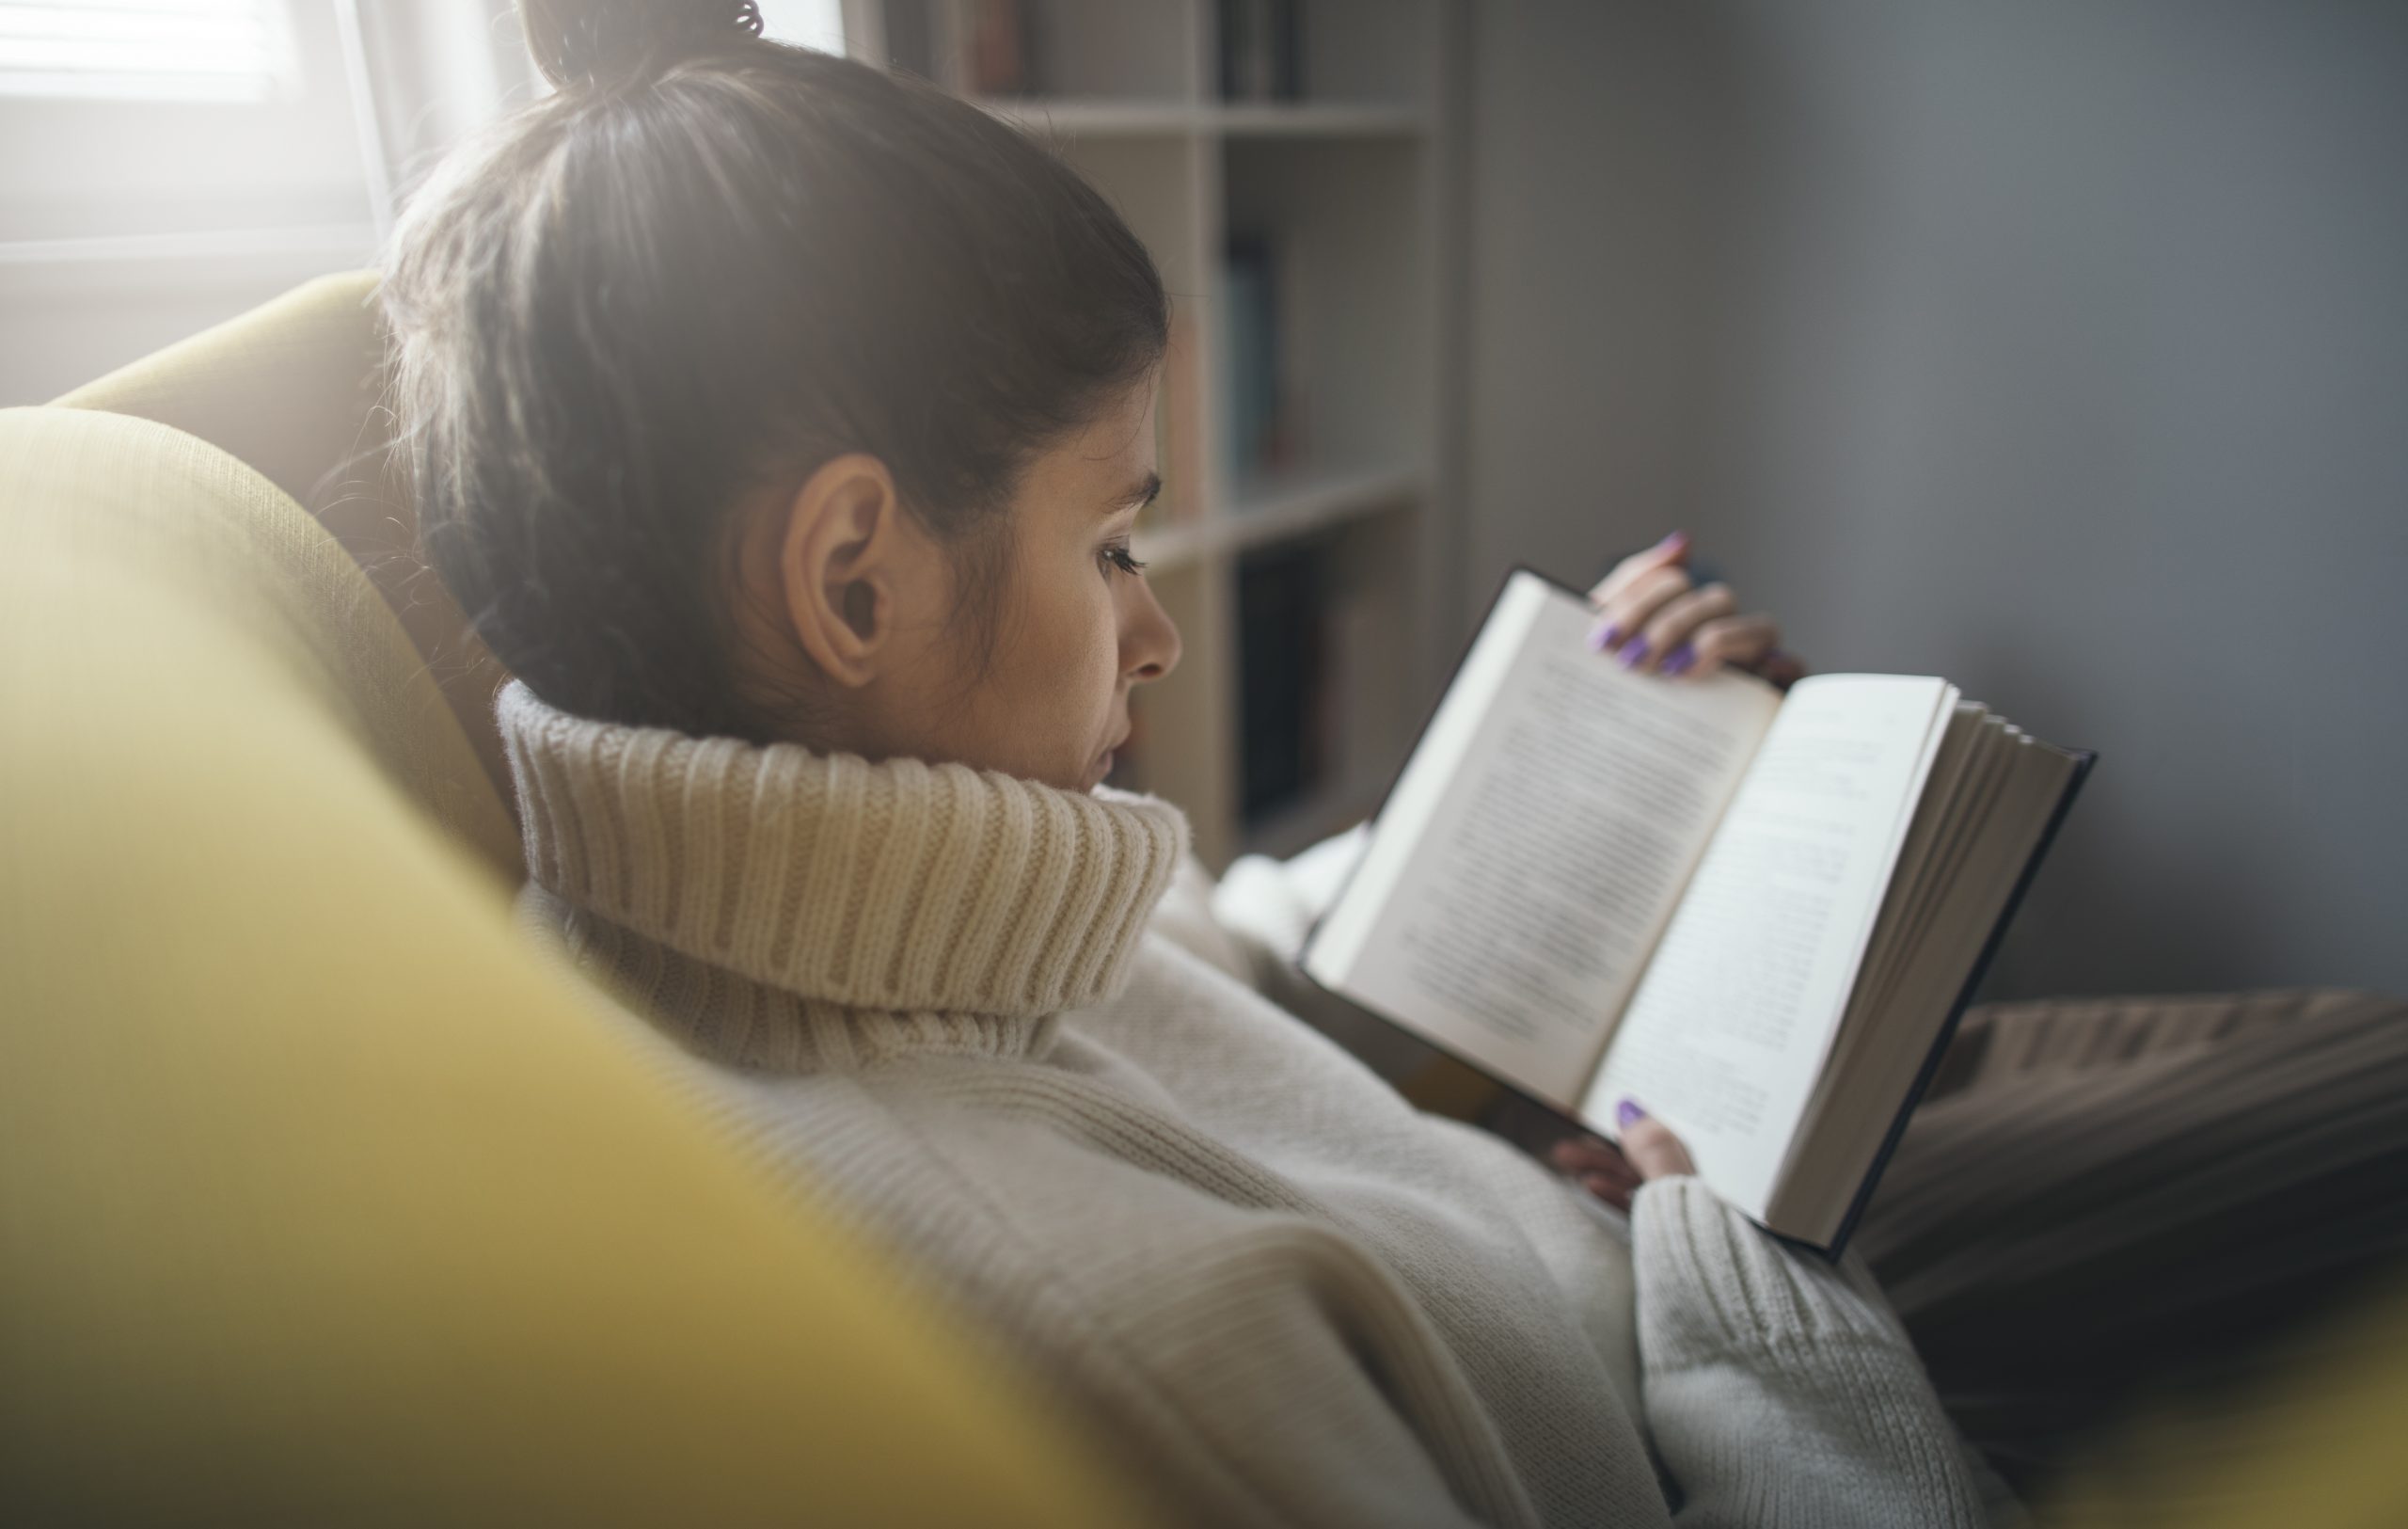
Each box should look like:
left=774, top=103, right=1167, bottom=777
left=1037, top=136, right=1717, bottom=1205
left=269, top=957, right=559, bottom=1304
left=1547, top=1100, right=1696, bottom=1213
left=1586, top=532, right=1803, bottom=687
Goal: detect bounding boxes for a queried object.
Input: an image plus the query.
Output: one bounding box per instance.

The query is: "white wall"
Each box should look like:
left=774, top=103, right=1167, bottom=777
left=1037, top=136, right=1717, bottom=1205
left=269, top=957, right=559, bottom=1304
left=1466, top=0, right=2408, bottom=998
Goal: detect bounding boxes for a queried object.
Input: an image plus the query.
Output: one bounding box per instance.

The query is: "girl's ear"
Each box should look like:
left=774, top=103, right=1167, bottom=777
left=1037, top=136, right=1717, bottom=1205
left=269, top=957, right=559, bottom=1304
left=777, top=453, right=907, bottom=688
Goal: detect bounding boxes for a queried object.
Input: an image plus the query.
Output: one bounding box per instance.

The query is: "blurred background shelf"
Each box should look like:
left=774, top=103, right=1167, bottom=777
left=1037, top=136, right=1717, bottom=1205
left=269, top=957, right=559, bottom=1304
left=982, top=99, right=1427, bottom=138
left=859, top=0, right=1464, bottom=868
left=1134, top=465, right=1420, bottom=570
left=977, top=98, right=1195, bottom=135
left=1215, top=102, right=1425, bottom=137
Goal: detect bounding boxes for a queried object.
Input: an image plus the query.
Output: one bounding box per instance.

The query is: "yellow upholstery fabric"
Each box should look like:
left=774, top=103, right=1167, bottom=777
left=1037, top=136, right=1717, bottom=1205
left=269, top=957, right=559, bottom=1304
left=56, top=270, right=519, bottom=879
left=2045, top=1283, right=2408, bottom=1527
left=56, top=272, right=391, bottom=517
left=8, top=388, right=517, bottom=883
left=0, top=406, right=1150, bottom=1526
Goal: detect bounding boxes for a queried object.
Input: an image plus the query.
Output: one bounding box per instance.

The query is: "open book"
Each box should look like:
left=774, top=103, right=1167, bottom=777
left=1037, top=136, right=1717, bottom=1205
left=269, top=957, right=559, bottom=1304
left=1300, top=568, right=2092, bottom=1253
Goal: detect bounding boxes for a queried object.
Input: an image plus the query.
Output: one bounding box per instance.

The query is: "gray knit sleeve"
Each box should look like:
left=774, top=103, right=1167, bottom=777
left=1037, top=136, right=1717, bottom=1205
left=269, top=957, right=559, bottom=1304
left=1631, top=1177, right=1994, bottom=1528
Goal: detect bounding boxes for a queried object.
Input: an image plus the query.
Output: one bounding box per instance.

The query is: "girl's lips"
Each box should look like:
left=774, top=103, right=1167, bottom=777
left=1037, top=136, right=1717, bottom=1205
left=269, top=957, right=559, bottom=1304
left=1088, top=726, right=1129, bottom=788
left=1090, top=733, right=1128, bottom=788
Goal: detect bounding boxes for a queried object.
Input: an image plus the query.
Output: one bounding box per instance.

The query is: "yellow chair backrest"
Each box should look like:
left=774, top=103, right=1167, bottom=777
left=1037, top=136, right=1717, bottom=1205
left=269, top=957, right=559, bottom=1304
left=0, top=403, right=1150, bottom=1525
left=55, top=270, right=520, bottom=880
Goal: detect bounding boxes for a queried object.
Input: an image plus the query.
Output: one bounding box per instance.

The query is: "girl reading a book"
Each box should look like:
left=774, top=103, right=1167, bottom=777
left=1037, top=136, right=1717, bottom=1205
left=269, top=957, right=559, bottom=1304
left=386, top=2, right=2403, bottom=1521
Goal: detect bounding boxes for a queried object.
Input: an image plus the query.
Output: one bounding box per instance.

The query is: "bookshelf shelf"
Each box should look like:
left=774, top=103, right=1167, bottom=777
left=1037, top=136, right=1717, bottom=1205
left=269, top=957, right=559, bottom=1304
left=1231, top=462, right=1423, bottom=522
left=976, top=98, right=1196, bottom=135
left=860, top=0, right=1462, bottom=868
left=1213, top=103, right=1426, bottom=138
left=1135, top=466, right=1419, bottom=570
left=979, top=100, right=1428, bottom=140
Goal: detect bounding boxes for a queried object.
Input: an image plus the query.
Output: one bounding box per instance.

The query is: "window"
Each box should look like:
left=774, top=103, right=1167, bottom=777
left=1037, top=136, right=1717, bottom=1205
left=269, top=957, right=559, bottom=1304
left=0, top=1, right=840, bottom=402
left=756, top=0, right=847, bottom=56
left=0, top=0, right=299, bottom=104
left=0, top=0, right=389, bottom=402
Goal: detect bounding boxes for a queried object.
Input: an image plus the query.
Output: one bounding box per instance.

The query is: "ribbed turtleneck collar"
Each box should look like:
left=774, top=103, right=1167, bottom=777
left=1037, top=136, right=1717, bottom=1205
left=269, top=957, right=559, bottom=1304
left=499, top=681, right=1189, bottom=1074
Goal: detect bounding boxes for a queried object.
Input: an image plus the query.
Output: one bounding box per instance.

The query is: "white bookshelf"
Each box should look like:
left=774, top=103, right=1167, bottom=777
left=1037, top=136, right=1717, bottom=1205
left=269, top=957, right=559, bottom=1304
left=848, top=0, right=1464, bottom=868
left=983, top=99, right=1428, bottom=137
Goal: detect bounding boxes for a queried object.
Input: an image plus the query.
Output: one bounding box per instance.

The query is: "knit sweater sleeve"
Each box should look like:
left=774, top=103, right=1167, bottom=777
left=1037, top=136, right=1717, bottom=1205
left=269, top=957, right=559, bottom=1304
left=1632, top=1177, right=1992, bottom=1528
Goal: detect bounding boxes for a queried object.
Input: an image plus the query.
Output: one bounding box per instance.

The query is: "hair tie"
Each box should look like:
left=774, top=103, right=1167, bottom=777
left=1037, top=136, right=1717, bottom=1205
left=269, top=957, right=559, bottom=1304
left=525, top=0, right=773, bottom=91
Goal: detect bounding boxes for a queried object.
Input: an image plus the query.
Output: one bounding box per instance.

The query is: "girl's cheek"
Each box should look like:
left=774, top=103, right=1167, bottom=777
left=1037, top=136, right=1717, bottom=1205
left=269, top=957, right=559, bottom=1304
left=1101, top=598, right=1129, bottom=691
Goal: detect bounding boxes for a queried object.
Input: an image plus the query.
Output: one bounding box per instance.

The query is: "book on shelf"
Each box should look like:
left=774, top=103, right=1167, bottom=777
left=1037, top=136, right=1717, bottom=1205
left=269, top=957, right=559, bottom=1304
left=883, top=0, right=1038, bottom=96
left=1223, top=234, right=1298, bottom=486
left=1217, top=0, right=1302, bottom=101
left=1300, top=567, right=2094, bottom=1255
left=1236, top=538, right=1330, bottom=819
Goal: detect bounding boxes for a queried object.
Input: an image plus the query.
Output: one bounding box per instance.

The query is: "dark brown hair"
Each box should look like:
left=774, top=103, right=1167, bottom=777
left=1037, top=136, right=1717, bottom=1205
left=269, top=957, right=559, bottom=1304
left=384, top=0, right=1168, bottom=741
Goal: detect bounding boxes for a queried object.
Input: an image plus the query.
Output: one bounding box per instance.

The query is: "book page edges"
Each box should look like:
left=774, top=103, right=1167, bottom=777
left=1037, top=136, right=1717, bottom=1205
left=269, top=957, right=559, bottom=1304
left=1773, top=745, right=2094, bottom=1255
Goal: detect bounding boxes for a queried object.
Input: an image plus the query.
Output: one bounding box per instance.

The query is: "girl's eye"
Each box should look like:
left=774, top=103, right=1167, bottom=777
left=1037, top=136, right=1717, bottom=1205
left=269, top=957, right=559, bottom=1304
left=1100, top=541, right=1149, bottom=578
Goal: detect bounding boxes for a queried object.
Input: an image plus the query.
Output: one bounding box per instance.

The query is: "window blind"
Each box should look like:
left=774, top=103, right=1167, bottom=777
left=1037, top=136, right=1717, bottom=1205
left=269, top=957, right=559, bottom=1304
left=0, top=0, right=297, bottom=103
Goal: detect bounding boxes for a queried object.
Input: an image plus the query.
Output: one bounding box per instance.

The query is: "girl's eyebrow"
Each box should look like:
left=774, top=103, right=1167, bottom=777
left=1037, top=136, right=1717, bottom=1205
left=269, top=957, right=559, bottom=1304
left=1106, top=472, right=1163, bottom=515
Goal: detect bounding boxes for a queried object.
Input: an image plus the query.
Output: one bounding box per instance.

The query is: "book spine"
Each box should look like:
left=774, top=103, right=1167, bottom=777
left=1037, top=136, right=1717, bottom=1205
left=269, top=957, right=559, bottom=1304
left=1222, top=235, right=1281, bottom=489
left=963, top=0, right=1036, bottom=96
left=1236, top=538, right=1331, bottom=820
left=881, top=0, right=936, bottom=80
left=1219, top=0, right=1301, bottom=102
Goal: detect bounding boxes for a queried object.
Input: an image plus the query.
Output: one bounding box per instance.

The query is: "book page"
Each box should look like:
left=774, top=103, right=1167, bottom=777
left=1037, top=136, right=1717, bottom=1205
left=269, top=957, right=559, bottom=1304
left=1582, top=676, right=1954, bottom=1216
left=1304, top=571, right=1781, bottom=1107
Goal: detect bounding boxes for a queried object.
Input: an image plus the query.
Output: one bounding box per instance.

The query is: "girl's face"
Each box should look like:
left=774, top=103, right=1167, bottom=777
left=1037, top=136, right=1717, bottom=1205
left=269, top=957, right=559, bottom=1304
left=738, top=375, right=1181, bottom=793
left=905, top=376, right=1182, bottom=791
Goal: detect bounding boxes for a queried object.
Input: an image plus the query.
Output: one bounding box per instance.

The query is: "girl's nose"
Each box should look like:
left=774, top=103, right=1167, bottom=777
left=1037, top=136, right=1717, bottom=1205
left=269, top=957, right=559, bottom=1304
left=1124, top=581, right=1180, bottom=683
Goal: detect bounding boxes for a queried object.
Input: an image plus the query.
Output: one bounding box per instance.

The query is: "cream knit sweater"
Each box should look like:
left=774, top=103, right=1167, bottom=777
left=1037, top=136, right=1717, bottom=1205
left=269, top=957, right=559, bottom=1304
left=499, top=681, right=2000, bottom=1528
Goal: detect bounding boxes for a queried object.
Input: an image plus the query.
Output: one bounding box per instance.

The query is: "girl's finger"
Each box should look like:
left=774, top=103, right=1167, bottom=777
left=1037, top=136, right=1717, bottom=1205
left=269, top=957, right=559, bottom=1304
left=1682, top=613, right=1782, bottom=678
left=1751, top=646, right=1810, bottom=691
left=1618, top=1111, right=1697, bottom=1180
left=1589, top=565, right=1692, bottom=662
left=1549, top=1136, right=1612, bottom=1171
left=1637, top=582, right=1737, bottom=675
left=1587, top=530, right=1691, bottom=608
left=1548, top=1136, right=1640, bottom=1184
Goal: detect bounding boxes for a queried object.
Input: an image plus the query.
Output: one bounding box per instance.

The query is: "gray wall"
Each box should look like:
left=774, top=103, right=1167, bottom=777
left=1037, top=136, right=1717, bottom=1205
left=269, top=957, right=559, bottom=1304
left=1465, top=0, right=2408, bottom=999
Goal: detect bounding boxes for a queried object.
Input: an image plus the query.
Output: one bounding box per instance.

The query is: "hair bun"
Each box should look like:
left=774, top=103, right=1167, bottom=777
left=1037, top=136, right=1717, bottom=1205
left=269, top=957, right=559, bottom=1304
left=522, top=0, right=765, bottom=89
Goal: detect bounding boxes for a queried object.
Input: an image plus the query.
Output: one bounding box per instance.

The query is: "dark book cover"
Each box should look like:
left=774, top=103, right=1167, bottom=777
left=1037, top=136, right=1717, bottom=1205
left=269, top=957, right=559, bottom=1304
left=1237, top=539, right=1329, bottom=820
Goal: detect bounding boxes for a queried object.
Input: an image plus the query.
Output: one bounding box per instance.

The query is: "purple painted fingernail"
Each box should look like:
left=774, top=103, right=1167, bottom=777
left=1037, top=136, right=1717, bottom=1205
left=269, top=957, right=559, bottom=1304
left=1616, top=1098, right=1646, bottom=1129
left=1663, top=643, right=1696, bottom=676
left=1616, top=637, right=1649, bottom=669
left=1587, top=621, right=1622, bottom=653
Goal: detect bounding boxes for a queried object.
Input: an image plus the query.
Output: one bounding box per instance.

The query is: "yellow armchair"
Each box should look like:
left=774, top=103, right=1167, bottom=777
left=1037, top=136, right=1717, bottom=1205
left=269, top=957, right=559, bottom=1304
left=0, top=283, right=1151, bottom=1524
